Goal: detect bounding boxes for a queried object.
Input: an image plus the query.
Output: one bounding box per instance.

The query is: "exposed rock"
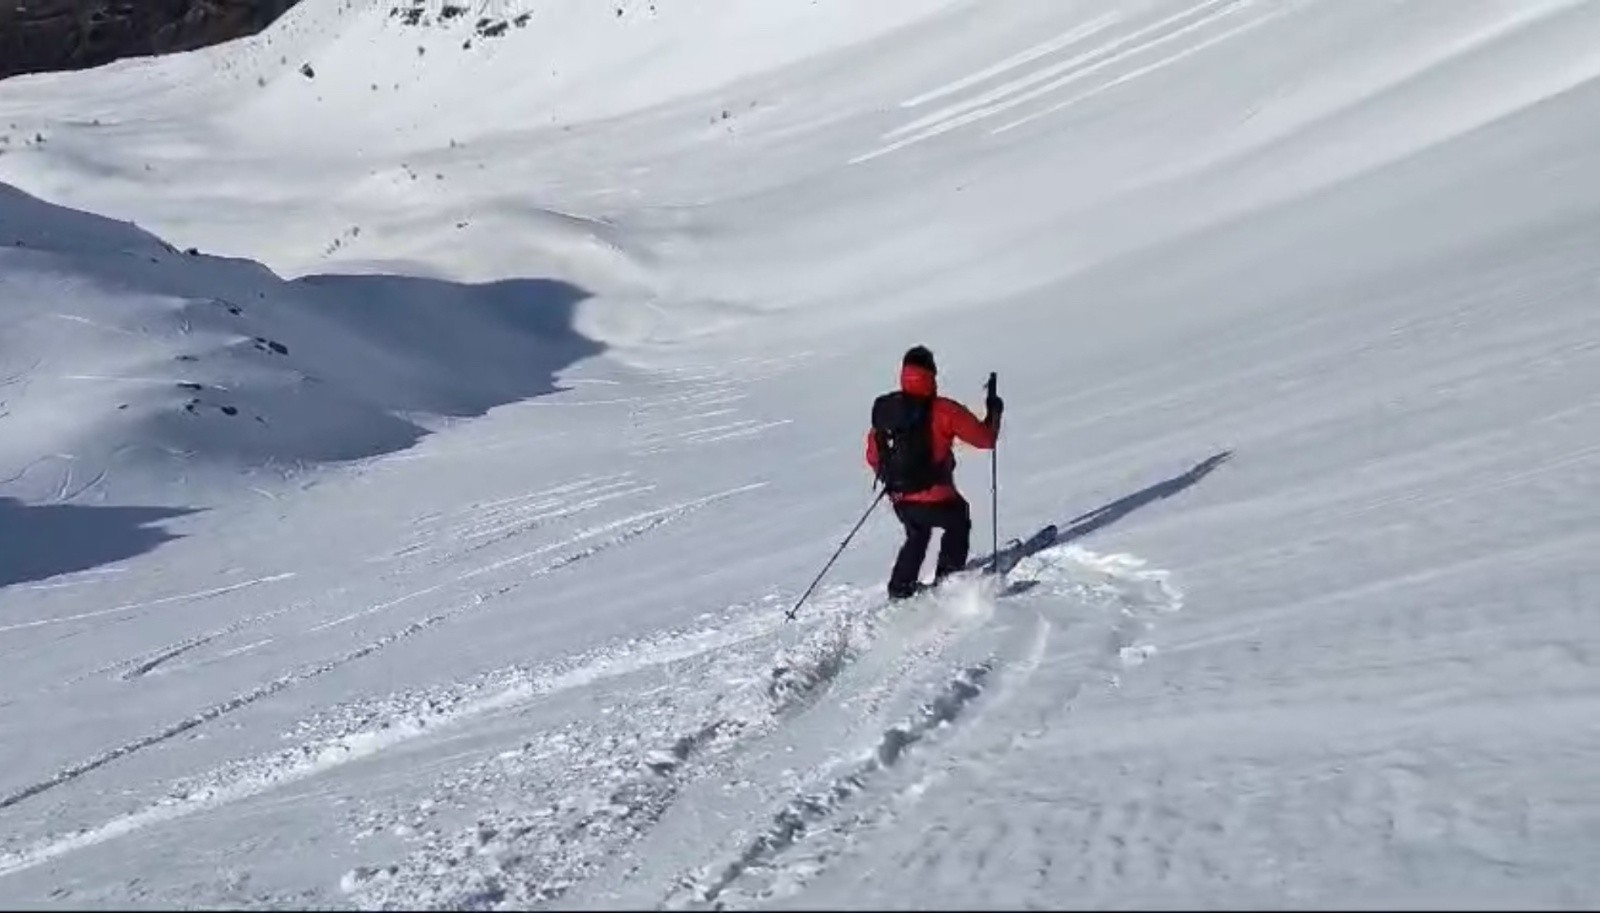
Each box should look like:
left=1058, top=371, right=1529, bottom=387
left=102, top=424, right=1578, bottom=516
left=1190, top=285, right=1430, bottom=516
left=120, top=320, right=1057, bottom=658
left=0, top=0, right=305, bottom=81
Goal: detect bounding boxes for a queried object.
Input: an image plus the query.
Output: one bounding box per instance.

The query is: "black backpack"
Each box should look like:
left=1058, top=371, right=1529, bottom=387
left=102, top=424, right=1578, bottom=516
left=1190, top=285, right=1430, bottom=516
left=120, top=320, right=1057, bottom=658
left=871, top=392, right=946, bottom=494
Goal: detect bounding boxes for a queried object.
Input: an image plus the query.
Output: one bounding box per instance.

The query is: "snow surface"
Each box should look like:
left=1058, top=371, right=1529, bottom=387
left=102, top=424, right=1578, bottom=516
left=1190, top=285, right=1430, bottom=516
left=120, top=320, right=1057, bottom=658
left=3, top=0, right=1600, bottom=907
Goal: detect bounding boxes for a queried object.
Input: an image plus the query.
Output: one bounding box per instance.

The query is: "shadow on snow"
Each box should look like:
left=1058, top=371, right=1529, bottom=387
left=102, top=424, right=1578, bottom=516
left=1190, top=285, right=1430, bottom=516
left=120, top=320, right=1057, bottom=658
left=0, top=182, right=604, bottom=585
left=0, top=497, right=197, bottom=590
left=1, top=180, right=603, bottom=465
left=976, top=450, right=1233, bottom=571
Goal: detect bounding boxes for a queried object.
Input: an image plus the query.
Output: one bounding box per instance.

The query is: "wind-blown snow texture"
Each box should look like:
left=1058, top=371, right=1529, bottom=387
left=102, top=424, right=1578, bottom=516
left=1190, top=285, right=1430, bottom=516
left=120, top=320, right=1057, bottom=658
left=3, top=0, right=1600, bottom=908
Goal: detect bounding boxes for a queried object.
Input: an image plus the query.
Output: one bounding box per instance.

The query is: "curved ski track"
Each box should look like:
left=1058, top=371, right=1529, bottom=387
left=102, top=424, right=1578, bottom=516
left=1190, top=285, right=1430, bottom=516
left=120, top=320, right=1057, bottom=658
left=0, top=487, right=1178, bottom=910
left=343, top=543, right=1183, bottom=910
left=0, top=482, right=764, bottom=829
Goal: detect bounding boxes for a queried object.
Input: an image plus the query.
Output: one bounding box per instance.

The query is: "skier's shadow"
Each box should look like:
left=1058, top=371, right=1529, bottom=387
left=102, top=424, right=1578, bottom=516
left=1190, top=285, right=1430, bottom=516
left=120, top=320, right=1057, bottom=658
left=978, top=450, right=1233, bottom=570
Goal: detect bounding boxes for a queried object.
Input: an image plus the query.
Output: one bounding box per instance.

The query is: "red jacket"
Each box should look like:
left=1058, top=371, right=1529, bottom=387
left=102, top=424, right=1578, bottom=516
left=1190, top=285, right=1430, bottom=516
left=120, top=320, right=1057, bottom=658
left=865, top=364, right=998, bottom=503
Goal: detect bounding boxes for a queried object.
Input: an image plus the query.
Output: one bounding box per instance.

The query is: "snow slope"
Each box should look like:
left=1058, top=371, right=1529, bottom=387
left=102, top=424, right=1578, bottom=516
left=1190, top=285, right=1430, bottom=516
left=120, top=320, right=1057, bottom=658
left=3, top=0, right=1600, bottom=907
left=0, top=181, right=597, bottom=503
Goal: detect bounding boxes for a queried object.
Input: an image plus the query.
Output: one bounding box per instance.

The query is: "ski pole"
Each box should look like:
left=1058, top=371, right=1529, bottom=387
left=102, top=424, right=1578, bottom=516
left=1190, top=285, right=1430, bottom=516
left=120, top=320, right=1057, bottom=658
left=985, top=371, right=1000, bottom=571
left=786, top=488, right=887, bottom=621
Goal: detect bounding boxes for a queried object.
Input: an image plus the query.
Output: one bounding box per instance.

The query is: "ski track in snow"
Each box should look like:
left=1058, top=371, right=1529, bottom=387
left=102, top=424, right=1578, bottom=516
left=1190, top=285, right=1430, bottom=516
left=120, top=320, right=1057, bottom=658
left=853, top=0, right=1284, bottom=163
left=334, top=542, right=1181, bottom=910
left=373, top=472, right=645, bottom=567
left=710, top=615, right=1058, bottom=909
left=116, top=600, right=311, bottom=681
left=29, top=470, right=673, bottom=694
left=669, top=549, right=1183, bottom=910
left=0, top=537, right=1180, bottom=904
left=0, top=577, right=800, bottom=883
left=21, top=567, right=129, bottom=592
left=0, top=482, right=766, bottom=832
left=8, top=0, right=1598, bottom=906
left=0, top=573, right=300, bottom=635
left=680, top=660, right=999, bottom=910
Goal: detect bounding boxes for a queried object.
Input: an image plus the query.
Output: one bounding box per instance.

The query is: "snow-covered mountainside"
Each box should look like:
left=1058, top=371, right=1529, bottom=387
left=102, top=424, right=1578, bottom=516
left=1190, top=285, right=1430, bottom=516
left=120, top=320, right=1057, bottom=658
left=1, top=181, right=596, bottom=501
left=0, top=0, right=304, bottom=81
left=2, top=0, right=1599, bottom=908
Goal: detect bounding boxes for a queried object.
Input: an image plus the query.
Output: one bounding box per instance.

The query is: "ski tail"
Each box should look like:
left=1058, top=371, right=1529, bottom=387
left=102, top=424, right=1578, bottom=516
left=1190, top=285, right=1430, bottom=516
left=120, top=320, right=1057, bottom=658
left=987, top=523, right=1059, bottom=576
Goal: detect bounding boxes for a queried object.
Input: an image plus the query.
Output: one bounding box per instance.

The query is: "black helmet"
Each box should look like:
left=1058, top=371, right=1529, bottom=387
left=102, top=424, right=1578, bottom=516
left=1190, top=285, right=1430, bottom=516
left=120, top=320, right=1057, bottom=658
left=902, top=345, right=936, bottom=374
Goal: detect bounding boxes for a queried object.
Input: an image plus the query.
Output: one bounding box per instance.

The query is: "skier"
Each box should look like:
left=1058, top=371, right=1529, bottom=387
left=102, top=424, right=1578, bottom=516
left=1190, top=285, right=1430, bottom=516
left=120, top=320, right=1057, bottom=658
left=866, top=345, right=1003, bottom=600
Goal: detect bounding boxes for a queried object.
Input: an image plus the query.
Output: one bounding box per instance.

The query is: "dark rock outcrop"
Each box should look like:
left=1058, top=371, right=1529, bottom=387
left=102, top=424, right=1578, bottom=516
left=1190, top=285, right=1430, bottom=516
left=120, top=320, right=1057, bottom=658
left=1, top=0, right=304, bottom=81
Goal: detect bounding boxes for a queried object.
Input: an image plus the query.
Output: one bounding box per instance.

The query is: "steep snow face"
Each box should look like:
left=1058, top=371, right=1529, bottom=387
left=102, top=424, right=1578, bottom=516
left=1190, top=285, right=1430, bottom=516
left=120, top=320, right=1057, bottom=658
left=3, top=0, right=1600, bottom=909
left=0, top=182, right=597, bottom=502
left=0, top=0, right=956, bottom=289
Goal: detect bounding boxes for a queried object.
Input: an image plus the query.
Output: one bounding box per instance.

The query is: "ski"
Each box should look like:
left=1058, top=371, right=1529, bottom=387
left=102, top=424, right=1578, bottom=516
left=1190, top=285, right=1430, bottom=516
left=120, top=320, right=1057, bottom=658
left=985, top=523, right=1058, bottom=577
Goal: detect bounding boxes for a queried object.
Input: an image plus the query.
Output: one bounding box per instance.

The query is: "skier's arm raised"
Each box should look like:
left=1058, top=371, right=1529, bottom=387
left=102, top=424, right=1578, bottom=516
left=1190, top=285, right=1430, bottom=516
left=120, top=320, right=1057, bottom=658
left=940, top=397, right=1000, bottom=450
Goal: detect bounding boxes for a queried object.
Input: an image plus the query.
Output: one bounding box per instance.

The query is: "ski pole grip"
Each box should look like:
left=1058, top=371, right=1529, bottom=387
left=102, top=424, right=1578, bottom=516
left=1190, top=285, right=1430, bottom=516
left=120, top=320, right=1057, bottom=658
left=985, top=372, right=997, bottom=398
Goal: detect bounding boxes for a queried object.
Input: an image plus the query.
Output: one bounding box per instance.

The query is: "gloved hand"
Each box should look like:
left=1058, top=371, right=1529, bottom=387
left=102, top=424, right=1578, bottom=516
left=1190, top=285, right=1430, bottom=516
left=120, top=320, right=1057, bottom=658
left=986, top=393, right=1005, bottom=415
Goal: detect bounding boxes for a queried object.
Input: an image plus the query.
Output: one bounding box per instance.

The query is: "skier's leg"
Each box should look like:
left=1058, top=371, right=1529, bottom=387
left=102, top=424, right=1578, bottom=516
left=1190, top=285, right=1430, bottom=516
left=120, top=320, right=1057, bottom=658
left=889, top=503, right=932, bottom=599
left=934, top=496, right=972, bottom=581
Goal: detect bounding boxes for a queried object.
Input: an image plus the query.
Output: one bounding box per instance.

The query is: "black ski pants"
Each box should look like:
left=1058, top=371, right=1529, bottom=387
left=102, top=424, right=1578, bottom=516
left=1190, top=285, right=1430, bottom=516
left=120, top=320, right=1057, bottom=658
left=888, top=495, right=971, bottom=598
